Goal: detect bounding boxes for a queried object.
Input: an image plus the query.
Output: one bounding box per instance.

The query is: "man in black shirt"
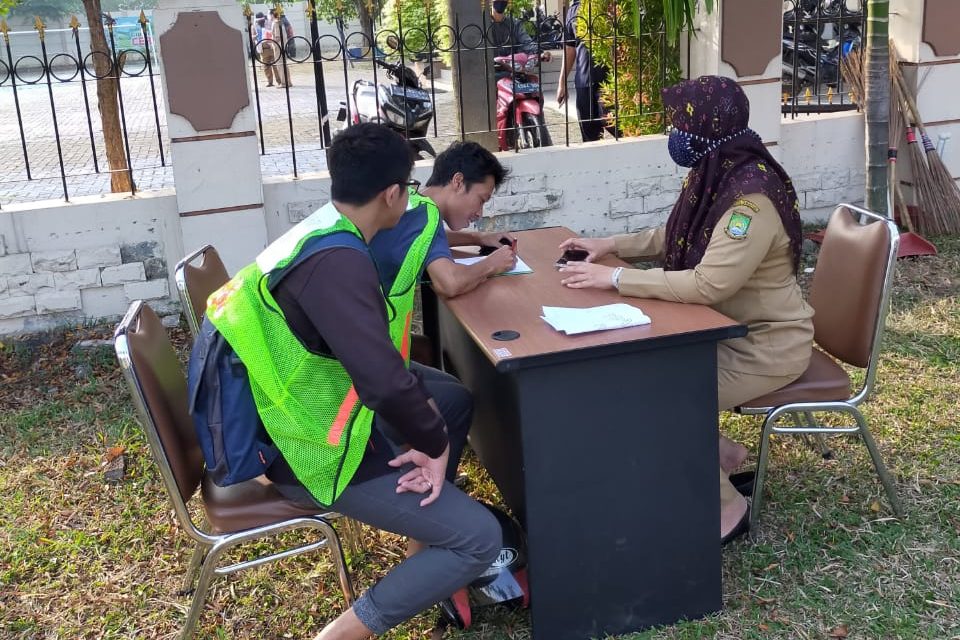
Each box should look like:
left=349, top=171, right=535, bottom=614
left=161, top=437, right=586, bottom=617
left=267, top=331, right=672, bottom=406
left=556, top=0, right=612, bottom=142
left=228, top=124, right=500, bottom=639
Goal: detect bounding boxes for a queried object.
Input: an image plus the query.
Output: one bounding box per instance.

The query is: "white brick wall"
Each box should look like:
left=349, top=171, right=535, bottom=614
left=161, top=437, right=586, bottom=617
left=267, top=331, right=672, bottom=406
left=124, top=279, right=170, bottom=301
left=101, top=262, right=146, bottom=286
left=76, top=246, right=123, bottom=269
left=0, top=295, right=36, bottom=319
left=0, top=277, right=6, bottom=296
left=36, top=290, right=82, bottom=313
left=81, top=286, right=129, bottom=319
left=32, top=249, right=77, bottom=272
left=0, top=253, right=33, bottom=277
left=54, top=268, right=102, bottom=290
left=7, top=273, right=55, bottom=296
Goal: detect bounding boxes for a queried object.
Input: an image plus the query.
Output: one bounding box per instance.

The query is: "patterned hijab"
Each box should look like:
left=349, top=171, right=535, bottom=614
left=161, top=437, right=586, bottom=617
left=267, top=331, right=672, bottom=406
left=660, top=76, right=803, bottom=272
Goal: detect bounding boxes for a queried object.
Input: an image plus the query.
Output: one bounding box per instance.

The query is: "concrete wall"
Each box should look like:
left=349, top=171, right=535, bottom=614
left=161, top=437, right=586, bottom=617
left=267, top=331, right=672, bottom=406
left=0, top=190, right=182, bottom=335
left=0, top=112, right=867, bottom=336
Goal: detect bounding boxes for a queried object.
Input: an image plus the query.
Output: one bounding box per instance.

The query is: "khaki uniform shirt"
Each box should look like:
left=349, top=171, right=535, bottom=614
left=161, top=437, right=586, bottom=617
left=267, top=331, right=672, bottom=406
left=612, top=194, right=814, bottom=377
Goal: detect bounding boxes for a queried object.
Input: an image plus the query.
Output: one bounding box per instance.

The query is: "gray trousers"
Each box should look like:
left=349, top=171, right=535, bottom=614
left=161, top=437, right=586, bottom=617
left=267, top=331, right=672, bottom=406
left=330, top=472, right=501, bottom=634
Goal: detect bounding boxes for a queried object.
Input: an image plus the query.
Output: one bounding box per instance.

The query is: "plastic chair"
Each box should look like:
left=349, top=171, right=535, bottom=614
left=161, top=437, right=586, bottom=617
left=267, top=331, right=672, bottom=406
left=114, top=300, right=355, bottom=639
left=738, top=204, right=905, bottom=530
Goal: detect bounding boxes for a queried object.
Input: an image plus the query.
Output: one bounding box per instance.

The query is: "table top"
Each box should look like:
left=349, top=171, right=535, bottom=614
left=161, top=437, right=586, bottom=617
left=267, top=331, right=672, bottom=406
left=438, top=226, right=746, bottom=371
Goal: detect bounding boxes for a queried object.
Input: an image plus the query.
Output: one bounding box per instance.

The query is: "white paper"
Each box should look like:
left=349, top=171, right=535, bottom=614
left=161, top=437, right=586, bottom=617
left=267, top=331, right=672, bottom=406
left=540, top=303, right=651, bottom=335
left=453, top=255, right=534, bottom=275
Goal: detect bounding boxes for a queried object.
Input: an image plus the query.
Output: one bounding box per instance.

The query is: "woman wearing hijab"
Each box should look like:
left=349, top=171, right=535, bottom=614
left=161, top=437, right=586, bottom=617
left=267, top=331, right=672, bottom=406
left=558, top=76, right=814, bottom=544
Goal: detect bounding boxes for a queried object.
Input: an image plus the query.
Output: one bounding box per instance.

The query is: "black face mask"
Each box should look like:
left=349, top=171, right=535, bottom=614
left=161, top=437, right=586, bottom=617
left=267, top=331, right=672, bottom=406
left=493, top=1, right=509, bottom=13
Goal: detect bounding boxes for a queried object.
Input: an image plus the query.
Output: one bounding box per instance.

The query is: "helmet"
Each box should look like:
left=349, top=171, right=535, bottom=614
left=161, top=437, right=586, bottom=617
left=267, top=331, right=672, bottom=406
left=439, top=504, right=530, bottom=629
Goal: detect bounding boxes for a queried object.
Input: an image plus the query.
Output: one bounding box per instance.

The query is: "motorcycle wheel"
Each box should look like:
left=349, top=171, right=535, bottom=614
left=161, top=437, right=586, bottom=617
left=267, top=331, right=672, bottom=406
left=520, top=112, right=552, bottom=149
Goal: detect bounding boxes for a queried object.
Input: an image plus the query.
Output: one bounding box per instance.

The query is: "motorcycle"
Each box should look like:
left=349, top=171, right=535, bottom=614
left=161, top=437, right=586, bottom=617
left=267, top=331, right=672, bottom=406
left=336, top=57, right=436, bottom=159
left=494, top=52, right=553, bottom=151
left=519, top=7, right=565, bottom=50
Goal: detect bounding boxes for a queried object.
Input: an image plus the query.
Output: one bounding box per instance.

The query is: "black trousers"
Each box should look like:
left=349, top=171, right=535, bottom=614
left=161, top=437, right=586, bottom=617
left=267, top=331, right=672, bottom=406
left=576, top=83, right=612, bottom=142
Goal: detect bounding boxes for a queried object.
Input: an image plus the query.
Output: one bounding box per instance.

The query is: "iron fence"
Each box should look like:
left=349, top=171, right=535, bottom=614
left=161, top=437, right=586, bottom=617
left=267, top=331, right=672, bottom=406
left=0, top=14, right=166, bottom=206
left=246, top=4, right=684, bottom=177
left=0, top=7, right=684, bottom=205
left=781, top=0, right=865, bottom=116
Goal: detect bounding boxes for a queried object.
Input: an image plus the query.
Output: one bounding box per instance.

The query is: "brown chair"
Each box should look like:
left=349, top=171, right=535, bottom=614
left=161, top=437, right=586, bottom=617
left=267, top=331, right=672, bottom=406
left=738, top=204, right=904, bottom=530
left=114, top=301, right=355, bottom=639
left=174, top=245, right=229, bottom=337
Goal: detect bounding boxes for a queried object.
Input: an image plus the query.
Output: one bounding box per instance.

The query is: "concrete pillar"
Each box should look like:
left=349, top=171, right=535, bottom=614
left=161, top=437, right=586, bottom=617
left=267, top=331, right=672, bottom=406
left=153, top=0, right=269, bottom=275
left=682, top=0, right=783, bottom=148
left=891, top=0, right=960, bottom=184
left=448, top=0, right=500, bottom=150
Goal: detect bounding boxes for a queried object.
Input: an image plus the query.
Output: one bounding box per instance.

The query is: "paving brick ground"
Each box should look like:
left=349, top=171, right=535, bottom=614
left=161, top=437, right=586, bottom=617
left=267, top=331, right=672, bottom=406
left=0, top=59, right=584, bottom=207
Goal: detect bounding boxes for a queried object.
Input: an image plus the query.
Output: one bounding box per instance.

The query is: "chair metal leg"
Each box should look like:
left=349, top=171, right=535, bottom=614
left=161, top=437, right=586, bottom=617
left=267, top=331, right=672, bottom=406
left=852, top=408, right=904, bottom=517
left=317, top=520, right=356, bottom=605
left=750, top=413, right=776, bottom=532
left=178, top=543, right=209, bottom=596
left=803, top=411, right=833, bottom=459
left=180, top=541, right=230, bottom=640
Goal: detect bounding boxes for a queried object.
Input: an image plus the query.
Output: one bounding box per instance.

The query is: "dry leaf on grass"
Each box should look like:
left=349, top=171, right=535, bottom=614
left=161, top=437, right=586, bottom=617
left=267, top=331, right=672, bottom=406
left=106, top=446, right=126, bottom=461
left=829, top=623, right=850, bottom=638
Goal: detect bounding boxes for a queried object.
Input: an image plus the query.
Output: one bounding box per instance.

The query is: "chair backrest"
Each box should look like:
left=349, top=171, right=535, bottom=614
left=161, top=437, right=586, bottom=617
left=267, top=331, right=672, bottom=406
left=808, top=205, right=899, bottom=393
left=174, top=245, right=229, bottom=337
left=114, top=301, right=205, bottom=529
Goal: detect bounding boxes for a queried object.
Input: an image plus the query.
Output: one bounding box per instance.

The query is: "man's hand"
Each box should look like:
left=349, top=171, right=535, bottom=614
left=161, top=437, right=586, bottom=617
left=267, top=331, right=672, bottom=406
left=483, top=245, right=517, bottom=275
left=559, top=261, right=618, bottom=290
left=389, top=444, right=450, bottom=507
left=558, top=236, right=617, bottom=262
left=557, top=84, right=567, bottom=106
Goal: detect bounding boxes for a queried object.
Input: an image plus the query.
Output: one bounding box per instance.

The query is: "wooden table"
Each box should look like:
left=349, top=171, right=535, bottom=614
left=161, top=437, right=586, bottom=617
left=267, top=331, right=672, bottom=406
left=429, top=226, right=747, bottom=640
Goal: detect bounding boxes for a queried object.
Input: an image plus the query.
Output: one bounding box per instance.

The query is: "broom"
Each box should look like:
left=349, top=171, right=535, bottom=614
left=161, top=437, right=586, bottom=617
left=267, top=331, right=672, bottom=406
left=887, top=47, right=914, bottom=232
left=890, top=55, right=949, bottom=235
left=891, top=43, right=960, bottom=235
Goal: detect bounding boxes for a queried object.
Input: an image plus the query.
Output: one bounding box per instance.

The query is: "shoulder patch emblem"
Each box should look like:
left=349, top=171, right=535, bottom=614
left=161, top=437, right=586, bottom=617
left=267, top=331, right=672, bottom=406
left=725, top=211, right=753, bottom=240
left=732, top=198, right=760, bottom=213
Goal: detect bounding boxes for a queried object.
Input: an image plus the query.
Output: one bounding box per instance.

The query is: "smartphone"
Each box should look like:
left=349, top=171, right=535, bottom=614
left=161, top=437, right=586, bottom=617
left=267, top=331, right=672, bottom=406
left=479, top=237, right=515, bottom=256
left=555, top=248, right=589, bottom=268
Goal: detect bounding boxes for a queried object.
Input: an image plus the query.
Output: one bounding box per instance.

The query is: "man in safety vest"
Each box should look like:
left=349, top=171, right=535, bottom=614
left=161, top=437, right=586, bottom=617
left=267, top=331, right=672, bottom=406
left=204, top=123, right=501, bottom=639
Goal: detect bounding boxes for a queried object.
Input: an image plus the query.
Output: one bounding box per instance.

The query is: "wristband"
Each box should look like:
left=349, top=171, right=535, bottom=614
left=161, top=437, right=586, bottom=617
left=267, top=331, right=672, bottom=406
left=611, top=266, right=624, bottom=290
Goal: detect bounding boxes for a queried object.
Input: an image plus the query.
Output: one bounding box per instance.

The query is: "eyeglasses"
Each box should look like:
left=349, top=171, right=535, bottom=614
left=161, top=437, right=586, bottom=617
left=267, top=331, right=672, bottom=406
left=401, top=179, right=421, bottom=193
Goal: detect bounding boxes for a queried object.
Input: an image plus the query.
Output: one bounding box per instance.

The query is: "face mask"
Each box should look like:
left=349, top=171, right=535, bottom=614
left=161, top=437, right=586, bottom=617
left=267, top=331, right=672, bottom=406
left=493, top=1, right=509, bottom=13
left=667, top=129, right=705, bottom=168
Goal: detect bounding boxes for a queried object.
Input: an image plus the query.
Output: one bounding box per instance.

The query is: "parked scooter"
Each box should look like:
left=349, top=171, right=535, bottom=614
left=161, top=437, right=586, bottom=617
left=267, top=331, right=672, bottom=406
left=494, top=52, right=552, bottom=151
left=336, top=57, right=436, bottom=159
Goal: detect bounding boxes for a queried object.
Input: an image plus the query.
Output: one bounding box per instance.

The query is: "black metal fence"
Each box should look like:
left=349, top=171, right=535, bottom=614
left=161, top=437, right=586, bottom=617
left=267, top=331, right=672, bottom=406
left=246, top=4, right=683, bottom=177
left=0, top=7, right=684, bottom=205
left=0, top=14, right=166, bottom=206
left=781, top=0, right=865, bottom=116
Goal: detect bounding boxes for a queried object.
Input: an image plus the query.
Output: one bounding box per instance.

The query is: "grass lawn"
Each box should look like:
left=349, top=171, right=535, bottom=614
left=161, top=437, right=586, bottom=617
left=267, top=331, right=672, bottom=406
left=1, top=236, right=958, bottom=640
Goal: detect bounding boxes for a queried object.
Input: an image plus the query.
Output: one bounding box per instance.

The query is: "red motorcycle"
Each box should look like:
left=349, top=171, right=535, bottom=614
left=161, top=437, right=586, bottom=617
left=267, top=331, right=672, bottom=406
left=494, top=52, right=552, bottom=151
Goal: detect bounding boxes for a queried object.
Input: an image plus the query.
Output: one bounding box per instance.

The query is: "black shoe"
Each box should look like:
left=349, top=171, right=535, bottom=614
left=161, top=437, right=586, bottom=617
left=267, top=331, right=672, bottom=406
left=730, top=470, right=755, bottom=497
left=721, top=507, right=751, bottom=547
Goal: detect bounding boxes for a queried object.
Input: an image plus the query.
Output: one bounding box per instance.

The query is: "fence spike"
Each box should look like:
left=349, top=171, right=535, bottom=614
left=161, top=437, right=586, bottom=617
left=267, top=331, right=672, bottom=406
left=826, top=86, right=834, bottom=104
left=306, top=0, right=316, bottom=20
left=34, top=16, right=46, bottom=40
left=1, top=20, right=9, bottom=43
left=242, top=3, right=253, bottom=18
left=274, top=3, right=285, bottom=18
left=804, top=87, right=812, bottom=104
left=139, top=10, right=148, bottom=26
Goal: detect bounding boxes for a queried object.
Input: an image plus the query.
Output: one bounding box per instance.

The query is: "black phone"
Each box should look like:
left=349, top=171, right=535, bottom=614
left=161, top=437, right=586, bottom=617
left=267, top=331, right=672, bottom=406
left=556, top=248, right=589, bottom=267
left=478, top=237, right=514, bottom=256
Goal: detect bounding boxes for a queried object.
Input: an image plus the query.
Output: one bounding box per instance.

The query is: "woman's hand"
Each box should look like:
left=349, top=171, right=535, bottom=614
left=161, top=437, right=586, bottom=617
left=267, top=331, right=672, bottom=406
left=558, top=236, right=617, bottom=262
left=389, top=444, right=450, bottom=507
left=559, top=262, right=618, bottom=290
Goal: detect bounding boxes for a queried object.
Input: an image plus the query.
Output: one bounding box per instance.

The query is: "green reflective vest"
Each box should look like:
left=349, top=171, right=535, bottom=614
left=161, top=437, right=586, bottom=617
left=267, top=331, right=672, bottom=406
left=207, top=198, right=439, bottom=505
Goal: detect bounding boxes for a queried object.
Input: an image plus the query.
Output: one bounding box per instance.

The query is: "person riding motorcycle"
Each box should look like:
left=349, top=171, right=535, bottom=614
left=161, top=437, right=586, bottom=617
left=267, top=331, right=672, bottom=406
left=489, top=0, right=551, bottom=63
